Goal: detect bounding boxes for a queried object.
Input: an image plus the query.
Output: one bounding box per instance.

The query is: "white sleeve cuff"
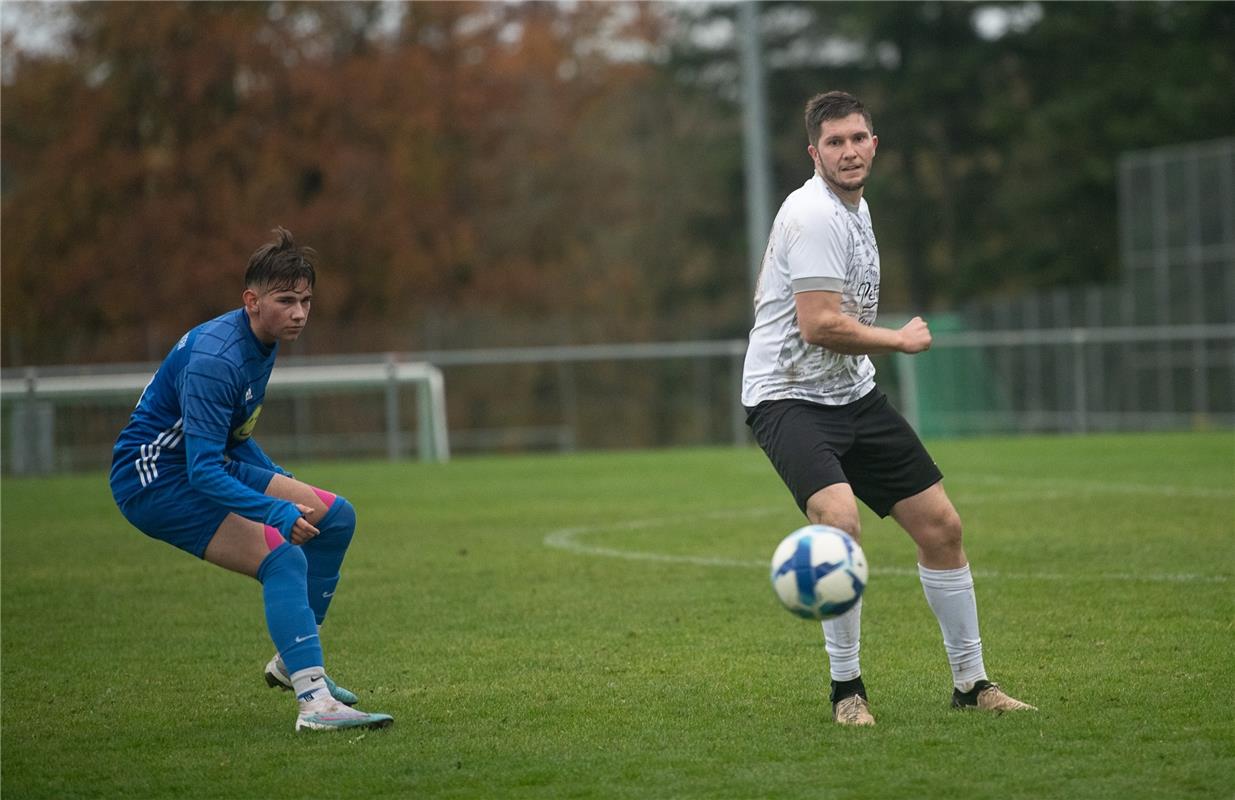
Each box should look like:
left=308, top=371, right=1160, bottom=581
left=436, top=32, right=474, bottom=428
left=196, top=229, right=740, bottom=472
left=791, top=276, right=844, bottom=293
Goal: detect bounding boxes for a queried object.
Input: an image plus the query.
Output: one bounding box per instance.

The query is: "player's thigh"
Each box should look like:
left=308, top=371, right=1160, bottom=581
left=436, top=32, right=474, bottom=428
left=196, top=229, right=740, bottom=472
left=264, top=473, right=335, bottom=524
left=747, top=399, right=855, bottom=517
left=842, top=390, right=942, bottom=518
left=889, top=482, right=963, bottom=547
left=803, top=482, right=863, bottom=540
left=118, top=472, right=244, bottom=560
left=223, top=461, right=335, bottom=524
left=203, top=513, right=284, bottom=578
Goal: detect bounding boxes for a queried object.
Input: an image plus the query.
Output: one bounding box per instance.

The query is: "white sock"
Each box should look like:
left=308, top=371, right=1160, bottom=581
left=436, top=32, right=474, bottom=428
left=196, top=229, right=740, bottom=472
left=821, top=598, right=863, bottom=682
left=290, top=666, right=330, bottom=707
left=918, top=563, right=988, bottom=691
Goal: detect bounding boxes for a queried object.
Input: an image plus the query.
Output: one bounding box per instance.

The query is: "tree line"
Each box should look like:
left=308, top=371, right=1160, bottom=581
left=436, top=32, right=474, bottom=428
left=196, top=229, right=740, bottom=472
left=3, top=1, right=1232, bottom=367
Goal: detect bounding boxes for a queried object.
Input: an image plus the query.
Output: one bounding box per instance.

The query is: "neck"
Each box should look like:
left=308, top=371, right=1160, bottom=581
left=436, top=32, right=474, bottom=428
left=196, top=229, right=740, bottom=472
left=244, top=309, right=277, bottom=347
left=819, top=171, right=863, bottom=206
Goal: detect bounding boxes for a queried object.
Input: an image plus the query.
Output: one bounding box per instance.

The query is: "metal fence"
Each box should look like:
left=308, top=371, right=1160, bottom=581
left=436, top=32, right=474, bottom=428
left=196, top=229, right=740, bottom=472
left=894, top=324, right=1235, bottom=437
left=4, top=323, right=1232, bottom=475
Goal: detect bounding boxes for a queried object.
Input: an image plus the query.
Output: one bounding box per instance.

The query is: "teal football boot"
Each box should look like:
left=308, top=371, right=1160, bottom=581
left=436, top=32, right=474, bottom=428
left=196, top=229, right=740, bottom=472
left=264, top=655, right=360, bottom=706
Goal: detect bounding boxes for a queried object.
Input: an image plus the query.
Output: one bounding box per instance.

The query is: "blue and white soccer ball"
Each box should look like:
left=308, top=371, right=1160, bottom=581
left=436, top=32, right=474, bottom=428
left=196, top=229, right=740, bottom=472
left=770, top=525, right=868, bottom=620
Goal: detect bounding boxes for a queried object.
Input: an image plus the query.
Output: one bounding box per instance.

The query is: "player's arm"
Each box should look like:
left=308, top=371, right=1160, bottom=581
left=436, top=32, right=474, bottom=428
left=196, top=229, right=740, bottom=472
left=179, top=356, right=308, bottom=538
left=229, top=437, right=293, bottom=478
left=795, top=291, right=931, bottom=355
left=785, top=203, right=932, bottom=357
left=184, top=433, right=308, bottom=537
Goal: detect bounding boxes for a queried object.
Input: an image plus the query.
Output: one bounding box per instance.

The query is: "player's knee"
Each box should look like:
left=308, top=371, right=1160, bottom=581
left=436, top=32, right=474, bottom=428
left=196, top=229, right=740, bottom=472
left=325, top=496, right=356, bottom=538
left=938, top=507, right=963, bottom=545
left=331, top=495, right=356, bottom=531
left=806, top=503, right=861, bottom=541
left=257, top=541, right=308, bottom=583
left=307, top=495, right=356, bottom=552
left=922, top=509, right=963, bottom=554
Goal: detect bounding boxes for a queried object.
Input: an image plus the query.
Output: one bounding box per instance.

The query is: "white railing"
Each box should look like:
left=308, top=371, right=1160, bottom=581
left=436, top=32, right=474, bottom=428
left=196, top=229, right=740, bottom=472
left=896, top=323, right=1235, bottom=435
left=3, top=323, right=1232, bottom=474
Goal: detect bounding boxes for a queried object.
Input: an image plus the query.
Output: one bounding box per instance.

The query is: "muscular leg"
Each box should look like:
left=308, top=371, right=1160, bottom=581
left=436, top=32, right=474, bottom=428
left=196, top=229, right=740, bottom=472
left=202, top=506, right=391, bottom=728
left=891, top=481, right=986, bottom=690
left=804, top=483, right=862, bottom=541
left=265, top=474, right=356, bottom=625
left=804, top=483, right=866, bottom=705
left=889, top=481, right=965, bottom=569
left=203, top=514, right=325, bottom=689
left=202, top=513, right=277, bottom=577
left=265, top=474, right=332, bottom=524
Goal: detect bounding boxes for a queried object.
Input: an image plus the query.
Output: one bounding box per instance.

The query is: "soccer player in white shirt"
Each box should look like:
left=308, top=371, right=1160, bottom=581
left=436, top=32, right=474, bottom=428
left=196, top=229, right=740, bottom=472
left=742, top=91, right=1035, bottom=726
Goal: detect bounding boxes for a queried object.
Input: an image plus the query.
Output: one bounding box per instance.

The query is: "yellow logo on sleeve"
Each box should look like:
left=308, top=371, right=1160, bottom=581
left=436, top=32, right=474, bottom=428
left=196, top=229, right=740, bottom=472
left=233, top=405, right=263, bottom=441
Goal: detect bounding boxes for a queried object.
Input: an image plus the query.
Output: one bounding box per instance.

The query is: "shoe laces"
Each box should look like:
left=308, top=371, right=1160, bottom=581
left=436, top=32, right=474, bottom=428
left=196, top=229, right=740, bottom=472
left=836, top=695, right=869, bottom=721
left=301, top=698, right=350, bottom=716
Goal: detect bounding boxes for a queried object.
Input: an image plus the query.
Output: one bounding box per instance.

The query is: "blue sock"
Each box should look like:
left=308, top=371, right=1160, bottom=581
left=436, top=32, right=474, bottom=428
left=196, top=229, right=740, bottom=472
left=302, top=496, right=356, bottom=625
left=257, top=543, right=322, bottom=675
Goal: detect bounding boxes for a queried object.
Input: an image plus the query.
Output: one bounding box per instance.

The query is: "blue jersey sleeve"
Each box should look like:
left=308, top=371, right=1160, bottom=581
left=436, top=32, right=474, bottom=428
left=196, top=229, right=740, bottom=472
left=185, top=434, right=303, bottom=536
left=179, top=353, right=301, bottom=535
left=229, top=438, right=292, bottom=478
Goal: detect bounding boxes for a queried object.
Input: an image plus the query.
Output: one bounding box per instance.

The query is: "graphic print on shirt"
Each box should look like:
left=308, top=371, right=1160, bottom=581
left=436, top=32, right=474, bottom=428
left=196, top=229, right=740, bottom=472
left=232, top=405, right=263, bottom=441
left=740, top=174, right=881, bottom=408
left=775, top=310, right=821, bottom=378
left=844, top=210, right=880, bottom=327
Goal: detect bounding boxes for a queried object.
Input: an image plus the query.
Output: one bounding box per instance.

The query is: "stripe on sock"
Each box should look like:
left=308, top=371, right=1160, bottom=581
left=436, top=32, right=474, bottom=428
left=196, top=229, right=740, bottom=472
left=264, top=524, right=285, bottom=552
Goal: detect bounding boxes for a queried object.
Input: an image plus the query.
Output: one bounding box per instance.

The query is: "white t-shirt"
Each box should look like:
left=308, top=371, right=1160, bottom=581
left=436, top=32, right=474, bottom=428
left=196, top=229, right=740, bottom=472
left=741, top=174, right=880, bottom=407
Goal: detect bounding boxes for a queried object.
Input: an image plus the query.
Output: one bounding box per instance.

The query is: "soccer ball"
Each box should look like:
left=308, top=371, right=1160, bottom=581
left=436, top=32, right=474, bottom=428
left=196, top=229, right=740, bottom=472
left=770, top=525, right=868, bottom=620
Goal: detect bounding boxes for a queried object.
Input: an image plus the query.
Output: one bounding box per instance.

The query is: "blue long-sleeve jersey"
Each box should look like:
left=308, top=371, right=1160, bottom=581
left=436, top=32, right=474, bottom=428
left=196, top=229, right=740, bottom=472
left=110, top=308, right=298, bottom=532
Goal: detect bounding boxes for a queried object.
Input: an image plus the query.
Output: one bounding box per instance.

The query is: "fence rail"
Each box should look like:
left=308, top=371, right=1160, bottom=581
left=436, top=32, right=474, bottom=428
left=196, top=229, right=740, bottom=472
left=2, top=323, right=1232, bottom=474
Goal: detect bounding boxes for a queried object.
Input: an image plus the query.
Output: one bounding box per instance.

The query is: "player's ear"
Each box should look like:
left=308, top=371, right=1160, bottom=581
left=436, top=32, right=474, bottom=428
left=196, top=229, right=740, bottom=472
left=807, top=144, right=820, bottom=169
left=242, top=287, right=259, bottom=313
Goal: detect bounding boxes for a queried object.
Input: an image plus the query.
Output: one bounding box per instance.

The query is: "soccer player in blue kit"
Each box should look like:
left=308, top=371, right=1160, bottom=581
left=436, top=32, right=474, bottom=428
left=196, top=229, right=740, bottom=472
left=110, top=227, right=393, bottom=732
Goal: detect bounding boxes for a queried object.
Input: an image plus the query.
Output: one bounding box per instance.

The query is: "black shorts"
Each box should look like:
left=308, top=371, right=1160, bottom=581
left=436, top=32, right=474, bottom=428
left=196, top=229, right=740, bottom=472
left=745, top=388, right=942, bottom=518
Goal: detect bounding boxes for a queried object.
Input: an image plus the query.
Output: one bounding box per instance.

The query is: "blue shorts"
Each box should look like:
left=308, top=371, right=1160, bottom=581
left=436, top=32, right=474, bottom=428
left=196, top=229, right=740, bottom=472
left=116, top=461, right=277, bottom=558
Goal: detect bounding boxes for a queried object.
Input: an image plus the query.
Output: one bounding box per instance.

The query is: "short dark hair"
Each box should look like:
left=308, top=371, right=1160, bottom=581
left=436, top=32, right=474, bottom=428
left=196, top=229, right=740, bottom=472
left=804, top=91, right=874, bottom=148
left=244, top=227, right=317, bottom=292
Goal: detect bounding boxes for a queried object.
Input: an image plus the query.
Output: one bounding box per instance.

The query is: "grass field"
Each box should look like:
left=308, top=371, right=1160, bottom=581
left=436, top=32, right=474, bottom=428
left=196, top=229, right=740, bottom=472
left=2, top=431, right=1233, bottom=799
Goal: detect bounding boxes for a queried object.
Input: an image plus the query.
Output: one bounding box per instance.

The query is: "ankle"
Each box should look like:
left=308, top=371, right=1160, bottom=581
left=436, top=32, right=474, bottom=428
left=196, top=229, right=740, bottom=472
left=290, top=666, right=329, bottom=704
left=830, top=676, right=868, bottom=704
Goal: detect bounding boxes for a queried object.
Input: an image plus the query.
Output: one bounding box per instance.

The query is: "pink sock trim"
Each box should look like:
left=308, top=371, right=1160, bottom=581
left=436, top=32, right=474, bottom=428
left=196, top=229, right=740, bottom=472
left=263, top=525, right=285, bottom=551
left=312, top=487, right=337, bottom=508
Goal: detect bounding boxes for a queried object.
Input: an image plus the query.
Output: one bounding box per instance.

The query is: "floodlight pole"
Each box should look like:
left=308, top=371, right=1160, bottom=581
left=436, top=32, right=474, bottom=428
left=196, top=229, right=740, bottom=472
left=738, top=1, right=773, bottom=307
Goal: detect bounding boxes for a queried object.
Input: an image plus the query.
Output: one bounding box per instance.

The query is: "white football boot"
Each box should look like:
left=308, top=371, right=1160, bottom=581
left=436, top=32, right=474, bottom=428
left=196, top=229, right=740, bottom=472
left=295, top=699, right=394, bottom=732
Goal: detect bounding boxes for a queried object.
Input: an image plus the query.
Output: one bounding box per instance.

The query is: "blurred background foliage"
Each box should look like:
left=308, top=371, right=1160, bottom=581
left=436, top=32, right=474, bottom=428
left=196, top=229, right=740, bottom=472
left=3, top=1, right=1233, bottom=367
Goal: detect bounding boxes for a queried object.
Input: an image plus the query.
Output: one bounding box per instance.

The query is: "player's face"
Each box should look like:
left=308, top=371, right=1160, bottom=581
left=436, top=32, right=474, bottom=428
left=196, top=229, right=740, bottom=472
left=808, top=113, right=878, bottom=202
left=244, top=280, right=312, bottom=344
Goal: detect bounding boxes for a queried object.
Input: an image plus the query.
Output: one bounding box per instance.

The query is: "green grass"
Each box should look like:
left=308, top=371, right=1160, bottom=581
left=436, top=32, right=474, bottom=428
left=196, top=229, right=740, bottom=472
left=3, top=431, right=1233, bottom=799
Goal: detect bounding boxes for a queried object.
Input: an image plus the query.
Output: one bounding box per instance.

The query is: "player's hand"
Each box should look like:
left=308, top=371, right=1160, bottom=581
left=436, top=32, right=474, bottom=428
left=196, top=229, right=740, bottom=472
left=289, top=503, right=320, bottom=545
left=897, top=316, right=932, bottom=354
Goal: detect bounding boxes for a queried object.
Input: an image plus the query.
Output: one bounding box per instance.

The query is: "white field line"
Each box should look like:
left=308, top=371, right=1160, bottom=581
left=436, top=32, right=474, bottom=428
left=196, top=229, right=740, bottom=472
left=543, top=476, right=1234, bottom=584
left=947, top=473, right=1235, bottom=500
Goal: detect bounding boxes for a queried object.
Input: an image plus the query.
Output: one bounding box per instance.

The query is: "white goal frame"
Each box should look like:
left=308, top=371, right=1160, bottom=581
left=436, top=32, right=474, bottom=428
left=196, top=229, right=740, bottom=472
left=2, top=358, right=450, bottom=471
